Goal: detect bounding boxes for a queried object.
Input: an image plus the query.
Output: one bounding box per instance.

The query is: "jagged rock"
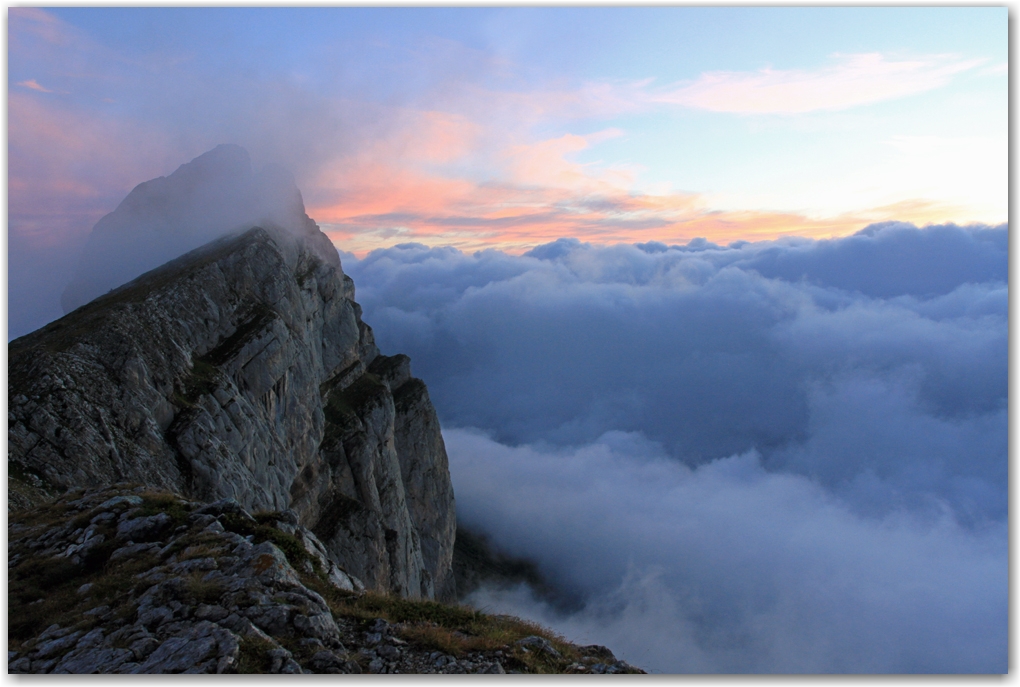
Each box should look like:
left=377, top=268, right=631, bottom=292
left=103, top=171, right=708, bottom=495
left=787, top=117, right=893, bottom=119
left=131, top=621, right=236, bottom=673
left=6, top=145, right=641, bottom=675
left=516, top=635, right=562, bottom=659
left=117, top=513, right=172, bottom=542
left=54, top=647, right=135, bottom=674
left=9, top=146, right=455, bottom=601
left=581, top=643, right=616, bottom=661
left=309, top=649, right=347, bottom=673
left=34, top=632, right=83, bottom=659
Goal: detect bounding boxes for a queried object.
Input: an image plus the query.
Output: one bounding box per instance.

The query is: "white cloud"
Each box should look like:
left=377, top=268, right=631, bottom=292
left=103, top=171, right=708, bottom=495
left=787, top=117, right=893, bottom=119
left=345, top=223, right=1007, bottom=672
left=653, top=53, right=984, bottom=114
left=448, top=429, right=1007, bottom=673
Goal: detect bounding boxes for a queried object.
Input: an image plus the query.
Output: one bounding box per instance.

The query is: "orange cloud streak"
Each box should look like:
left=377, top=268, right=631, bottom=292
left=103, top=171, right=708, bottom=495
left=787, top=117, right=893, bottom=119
left=308, top=122, right=962, bottom=257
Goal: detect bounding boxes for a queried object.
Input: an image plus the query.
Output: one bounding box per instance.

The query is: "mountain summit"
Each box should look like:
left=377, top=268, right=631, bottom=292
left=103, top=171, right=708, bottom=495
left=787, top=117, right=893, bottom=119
left=60, top=144, right=336, bottom=314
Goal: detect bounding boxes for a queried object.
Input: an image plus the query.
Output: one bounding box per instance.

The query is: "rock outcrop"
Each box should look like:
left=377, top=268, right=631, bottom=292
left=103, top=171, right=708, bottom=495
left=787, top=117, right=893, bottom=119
left=9, top=486, right=643, bottom=674
left=9, top=147, right=455, bottom=601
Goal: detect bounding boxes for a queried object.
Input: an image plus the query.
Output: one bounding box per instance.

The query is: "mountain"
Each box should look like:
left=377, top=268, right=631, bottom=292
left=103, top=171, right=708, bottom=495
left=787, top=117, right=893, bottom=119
left=8, top=145, right=643, bottom=674
left=10, top=147, right=455, bottom=602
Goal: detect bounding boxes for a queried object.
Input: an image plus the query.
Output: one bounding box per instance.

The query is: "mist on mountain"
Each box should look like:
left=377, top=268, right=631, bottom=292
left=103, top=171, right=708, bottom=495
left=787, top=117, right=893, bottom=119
left=59, top=144, right=324, bottom=314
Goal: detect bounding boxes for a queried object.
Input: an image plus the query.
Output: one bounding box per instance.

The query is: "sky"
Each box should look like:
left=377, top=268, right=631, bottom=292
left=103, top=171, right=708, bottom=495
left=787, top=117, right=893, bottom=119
left=5, top=6, right=1010, bottom=674
left=9, top=7, right=1007, bottom=262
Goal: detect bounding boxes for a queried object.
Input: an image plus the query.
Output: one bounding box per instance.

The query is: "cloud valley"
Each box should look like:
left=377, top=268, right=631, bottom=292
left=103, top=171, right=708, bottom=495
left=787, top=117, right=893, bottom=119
left=342, top=221, right=1007, bottom=673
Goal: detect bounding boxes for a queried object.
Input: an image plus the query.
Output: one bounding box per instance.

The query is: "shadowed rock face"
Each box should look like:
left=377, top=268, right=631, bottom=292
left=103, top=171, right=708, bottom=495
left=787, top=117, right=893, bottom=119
left=10, top=149, right=456, bottom=601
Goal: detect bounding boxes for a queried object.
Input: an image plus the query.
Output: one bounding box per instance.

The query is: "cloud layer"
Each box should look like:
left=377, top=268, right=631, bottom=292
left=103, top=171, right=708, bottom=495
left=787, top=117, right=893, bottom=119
left=451, top=430, right=1006, bottom=673
left=342, top=221, right=1007, bottom=672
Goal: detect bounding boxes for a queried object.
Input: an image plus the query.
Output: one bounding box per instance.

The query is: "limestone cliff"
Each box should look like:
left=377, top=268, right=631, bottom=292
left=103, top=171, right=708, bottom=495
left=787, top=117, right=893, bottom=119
left=9, top=149, right=456, bottom=601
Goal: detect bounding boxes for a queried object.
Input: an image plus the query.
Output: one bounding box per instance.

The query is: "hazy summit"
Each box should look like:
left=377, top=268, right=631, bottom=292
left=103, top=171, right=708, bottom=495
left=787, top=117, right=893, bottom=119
left=61, top=144, right=332, bottom=313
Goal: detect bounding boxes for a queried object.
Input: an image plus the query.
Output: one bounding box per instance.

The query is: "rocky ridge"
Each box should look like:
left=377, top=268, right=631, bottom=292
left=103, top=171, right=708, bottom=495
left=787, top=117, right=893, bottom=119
left=10, top=221, right=455, bottom=601
left=8, top=485, right=643, bottom=675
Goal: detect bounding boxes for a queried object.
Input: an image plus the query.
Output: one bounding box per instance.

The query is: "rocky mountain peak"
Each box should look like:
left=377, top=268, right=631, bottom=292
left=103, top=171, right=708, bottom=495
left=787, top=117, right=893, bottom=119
left=61, top=144, right=335, bottom=314
left=13, top=147, right=456, bottom=602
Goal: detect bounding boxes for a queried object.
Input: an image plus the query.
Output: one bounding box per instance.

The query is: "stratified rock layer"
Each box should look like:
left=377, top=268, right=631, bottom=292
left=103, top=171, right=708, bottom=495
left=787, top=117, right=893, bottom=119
left=9, top=225, right=455, bottom=601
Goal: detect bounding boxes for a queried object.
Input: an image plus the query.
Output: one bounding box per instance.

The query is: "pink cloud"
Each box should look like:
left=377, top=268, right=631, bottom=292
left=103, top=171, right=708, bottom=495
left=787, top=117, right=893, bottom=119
left=9, top=8, right=70, bottom=47
left=17, top=79, right=53, bottom=93
left=9, top=14, right=977, bottom=266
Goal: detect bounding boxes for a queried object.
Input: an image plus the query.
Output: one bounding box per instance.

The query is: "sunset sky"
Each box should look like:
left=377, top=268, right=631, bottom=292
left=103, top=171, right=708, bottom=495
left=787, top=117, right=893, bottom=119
left=9, top=7, right=1006, bottom=259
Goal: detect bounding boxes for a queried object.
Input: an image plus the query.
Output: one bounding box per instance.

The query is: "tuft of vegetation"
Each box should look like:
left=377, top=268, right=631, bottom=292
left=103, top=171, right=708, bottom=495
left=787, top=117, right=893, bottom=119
left=252, top=511, right=285, bottom=526
left=295, top=263, right=318, bottom=288
left=309, top=588, right=580, bottom=672
left=309, top=492, right=363, bottom=544
left=237, top=635, right=277, bottom=673
left=138, top=492, right=194, bottom=527
left=219, top=512, right=323, bottom=576
left=202, top=303, right=276, bottom=367
left=185, top=574, right=227, bottom=605
left=173, top=358, right=221, bottom=408
left=393, top=378, right=427, bottom=413
left=8, top=461, right=65, bottom=510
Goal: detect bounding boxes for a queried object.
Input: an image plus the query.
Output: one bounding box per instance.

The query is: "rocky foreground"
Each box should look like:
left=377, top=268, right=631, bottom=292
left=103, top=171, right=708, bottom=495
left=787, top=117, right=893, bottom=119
left=8, top=485, right=644, bottom=674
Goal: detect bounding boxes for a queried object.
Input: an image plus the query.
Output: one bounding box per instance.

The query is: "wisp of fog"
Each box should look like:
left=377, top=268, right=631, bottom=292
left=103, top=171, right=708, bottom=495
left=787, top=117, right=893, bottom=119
left=58, top=145, right=317, bottom=314
left=343, top=222, right=1007, bottom=673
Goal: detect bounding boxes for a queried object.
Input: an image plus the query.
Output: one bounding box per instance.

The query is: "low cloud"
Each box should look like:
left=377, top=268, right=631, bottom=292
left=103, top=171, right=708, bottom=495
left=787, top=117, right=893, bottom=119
left=343, top=221, right=1007, bottom=672
left=347, top=222, right=1006, bottom=521
left=449, top=429, right=1006, bottom=673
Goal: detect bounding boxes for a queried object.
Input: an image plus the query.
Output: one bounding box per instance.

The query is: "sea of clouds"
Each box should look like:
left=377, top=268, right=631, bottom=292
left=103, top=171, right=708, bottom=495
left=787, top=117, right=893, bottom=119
left=342, top=221, right=1007, bottom=673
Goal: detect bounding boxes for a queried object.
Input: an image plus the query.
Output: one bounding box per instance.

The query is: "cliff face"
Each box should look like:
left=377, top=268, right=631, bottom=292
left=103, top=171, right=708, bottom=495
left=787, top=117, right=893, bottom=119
left=9, top=149, right=455, bottom=601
